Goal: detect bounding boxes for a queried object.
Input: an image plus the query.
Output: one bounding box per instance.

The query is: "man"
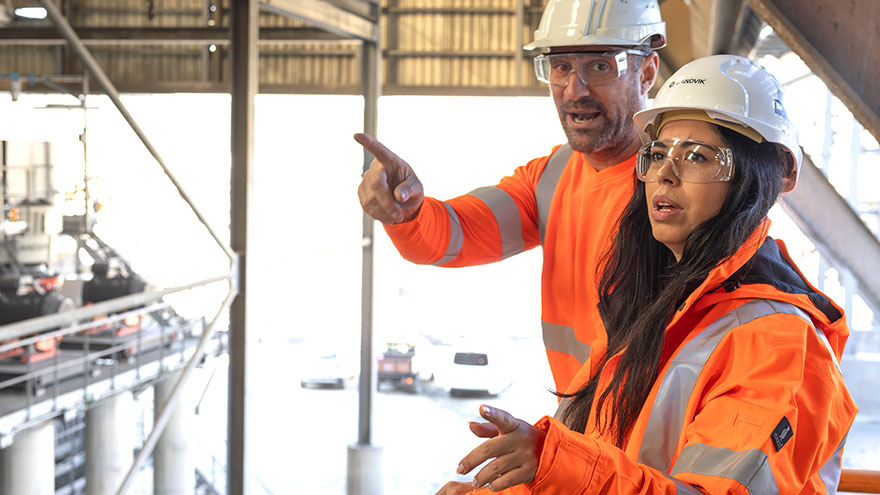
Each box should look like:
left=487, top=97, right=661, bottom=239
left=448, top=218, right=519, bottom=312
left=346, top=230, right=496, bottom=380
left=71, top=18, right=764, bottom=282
left=356, top=0, right=664, bottom=395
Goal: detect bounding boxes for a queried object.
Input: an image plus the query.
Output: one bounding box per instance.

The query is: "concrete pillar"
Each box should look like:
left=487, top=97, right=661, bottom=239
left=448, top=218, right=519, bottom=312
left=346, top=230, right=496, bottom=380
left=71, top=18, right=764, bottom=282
left=154, top=372, right=195, bottom=495
left=86, top=392, right=136, bottom=495
left=0, top=420, right=55, bottom=495
left=346, top=443, right=383, bottom=495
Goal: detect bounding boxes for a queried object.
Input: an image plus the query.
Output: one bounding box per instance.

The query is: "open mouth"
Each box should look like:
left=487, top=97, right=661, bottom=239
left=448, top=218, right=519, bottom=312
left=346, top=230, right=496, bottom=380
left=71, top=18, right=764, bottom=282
left=568, top=110, right=601, bottom=123
left=652, top=196, right=682, bottom=215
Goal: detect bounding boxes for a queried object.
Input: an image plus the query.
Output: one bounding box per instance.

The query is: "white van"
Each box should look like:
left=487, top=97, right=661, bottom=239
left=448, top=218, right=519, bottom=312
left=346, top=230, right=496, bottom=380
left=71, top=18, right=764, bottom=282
left=440, top=343, right=512, bottom=396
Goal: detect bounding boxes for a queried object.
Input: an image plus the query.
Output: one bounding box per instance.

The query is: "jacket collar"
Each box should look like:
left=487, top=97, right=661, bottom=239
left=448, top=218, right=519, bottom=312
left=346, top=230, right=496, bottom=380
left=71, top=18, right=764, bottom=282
left=668, top=218, right=848, bottom=360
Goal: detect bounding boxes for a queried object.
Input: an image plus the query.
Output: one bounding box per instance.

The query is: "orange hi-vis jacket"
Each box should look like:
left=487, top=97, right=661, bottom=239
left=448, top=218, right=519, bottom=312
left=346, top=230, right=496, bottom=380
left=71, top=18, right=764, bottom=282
left=470, top=220, right=858, bottom=494
left=385, top=144, right=635, bottom=392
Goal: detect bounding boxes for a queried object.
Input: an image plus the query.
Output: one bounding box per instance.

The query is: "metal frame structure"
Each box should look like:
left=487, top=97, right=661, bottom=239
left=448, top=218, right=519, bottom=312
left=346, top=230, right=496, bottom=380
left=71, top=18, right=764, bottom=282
left=2, top=0, right=879, bottom=492
left=0, top=275, right=229, bottom=431
left=1, top=1, right=240, bottom=493
left=263, top=0, right=384, bottom=483
left=228, top=2, right=256, bottom=493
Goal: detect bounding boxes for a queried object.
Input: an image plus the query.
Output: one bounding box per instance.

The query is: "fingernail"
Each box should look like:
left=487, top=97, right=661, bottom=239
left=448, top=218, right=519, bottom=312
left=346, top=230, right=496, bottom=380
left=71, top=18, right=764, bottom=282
left=481, top=405, right=492, bottom=416
left=456, top=463, right=464, bottom=474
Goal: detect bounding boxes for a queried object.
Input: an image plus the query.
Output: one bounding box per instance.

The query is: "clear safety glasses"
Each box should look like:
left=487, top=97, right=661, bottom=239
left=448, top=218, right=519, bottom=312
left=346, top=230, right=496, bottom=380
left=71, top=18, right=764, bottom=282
left=533, top=49, right=648, bottom=88
left=636, top=138, right=735, bottom=184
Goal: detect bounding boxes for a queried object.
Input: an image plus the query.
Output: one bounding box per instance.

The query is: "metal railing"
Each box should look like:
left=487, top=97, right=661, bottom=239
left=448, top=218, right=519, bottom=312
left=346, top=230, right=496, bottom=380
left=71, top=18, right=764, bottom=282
left=0, top=275, right=231, bottom=431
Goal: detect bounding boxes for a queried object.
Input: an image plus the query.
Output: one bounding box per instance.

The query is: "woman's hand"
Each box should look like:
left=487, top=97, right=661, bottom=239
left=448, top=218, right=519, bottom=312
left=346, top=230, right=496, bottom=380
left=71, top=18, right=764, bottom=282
left=436, top=481, right=480, bottom=495
left=455, top=405, right=546, bottom=491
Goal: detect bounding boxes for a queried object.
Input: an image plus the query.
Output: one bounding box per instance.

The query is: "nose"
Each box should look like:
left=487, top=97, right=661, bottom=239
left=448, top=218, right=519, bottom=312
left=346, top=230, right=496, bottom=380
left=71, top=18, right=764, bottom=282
left=562, top=70, right=590, bottom=98
left=655, top=158, right=680, bottom=185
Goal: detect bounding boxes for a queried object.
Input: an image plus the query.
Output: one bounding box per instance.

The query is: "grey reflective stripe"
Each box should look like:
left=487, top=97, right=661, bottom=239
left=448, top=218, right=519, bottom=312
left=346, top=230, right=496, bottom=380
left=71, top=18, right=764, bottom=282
left=432, top=202, right=464, bottom=266
left=671, top=443, right=779, bottom=495
left=818, top=435, right=847, bottom=495
left=535, top=144, right=572, bottom=246
left=467, top=186, right=525, bottom=260
left=542, top=321, right=590, bottom=364
left=638, top=299, right=813, bottom=473
left=667, top=474, right=706, bottom=495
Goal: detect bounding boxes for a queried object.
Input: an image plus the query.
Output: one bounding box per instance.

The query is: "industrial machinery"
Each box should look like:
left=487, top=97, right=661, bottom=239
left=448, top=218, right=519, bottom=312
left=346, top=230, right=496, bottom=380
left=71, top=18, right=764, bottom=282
left=0, top=140, right=81, bottom=388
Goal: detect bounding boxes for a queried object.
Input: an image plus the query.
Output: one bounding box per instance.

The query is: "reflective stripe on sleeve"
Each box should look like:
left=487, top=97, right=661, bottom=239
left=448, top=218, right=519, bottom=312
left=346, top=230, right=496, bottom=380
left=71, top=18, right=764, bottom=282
left=670, top=443, right=779, bottom=495
left=432, top=202, right=464, bottom=266
left=536, top=144, right=572, bottom=246
left=638, top=299, right=813, bottom=472
left=467, top=186, right=525, bottom=260
left=667, top=475, right=706, bottom=495
left=818, top=436, right=846, bottom=495
left=542, top=321, right=590, bottom=364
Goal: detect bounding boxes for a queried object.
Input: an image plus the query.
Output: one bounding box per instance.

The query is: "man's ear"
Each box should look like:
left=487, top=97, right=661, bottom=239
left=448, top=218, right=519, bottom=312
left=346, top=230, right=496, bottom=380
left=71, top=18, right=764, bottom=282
left=640, top=52, right=659, bottom=95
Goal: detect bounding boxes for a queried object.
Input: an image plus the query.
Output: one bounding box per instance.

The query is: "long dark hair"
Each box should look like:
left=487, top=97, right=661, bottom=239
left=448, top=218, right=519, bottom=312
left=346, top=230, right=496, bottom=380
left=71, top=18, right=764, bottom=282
left=559, top=125, right=788, bottom=444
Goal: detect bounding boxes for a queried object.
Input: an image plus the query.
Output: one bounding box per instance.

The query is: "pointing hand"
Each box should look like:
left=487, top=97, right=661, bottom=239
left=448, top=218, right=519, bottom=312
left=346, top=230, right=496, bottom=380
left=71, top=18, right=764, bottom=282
left=355, top=133, right=425, bottom=224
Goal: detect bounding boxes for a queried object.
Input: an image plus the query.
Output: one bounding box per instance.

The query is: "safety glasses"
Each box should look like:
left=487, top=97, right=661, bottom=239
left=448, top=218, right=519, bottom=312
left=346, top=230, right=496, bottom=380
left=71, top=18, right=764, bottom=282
left=533, top=49, right=647, bottom=88
left=636, top=138, right=734, bottom=184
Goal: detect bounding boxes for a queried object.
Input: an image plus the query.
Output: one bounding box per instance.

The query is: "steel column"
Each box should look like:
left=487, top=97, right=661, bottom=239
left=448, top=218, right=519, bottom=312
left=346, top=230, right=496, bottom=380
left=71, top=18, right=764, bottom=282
left=228, top=1, right=258, bottom=494
left=744, top=0, right=880, bottom=144
left=357, top=37, right=380, bottom=449
left=347, top=30, right=383, bottom=495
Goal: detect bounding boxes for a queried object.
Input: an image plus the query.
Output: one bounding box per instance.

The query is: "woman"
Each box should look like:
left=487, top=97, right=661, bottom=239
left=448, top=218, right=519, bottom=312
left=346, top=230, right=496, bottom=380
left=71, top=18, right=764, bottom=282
left=438, top=55, right=857, bottom=495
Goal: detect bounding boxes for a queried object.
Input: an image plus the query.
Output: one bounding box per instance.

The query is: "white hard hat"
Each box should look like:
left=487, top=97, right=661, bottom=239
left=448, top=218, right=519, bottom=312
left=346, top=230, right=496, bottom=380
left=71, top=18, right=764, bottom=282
left=524, top=0, right=666, bottom=51
left=633, top=54, right=802, bottom=190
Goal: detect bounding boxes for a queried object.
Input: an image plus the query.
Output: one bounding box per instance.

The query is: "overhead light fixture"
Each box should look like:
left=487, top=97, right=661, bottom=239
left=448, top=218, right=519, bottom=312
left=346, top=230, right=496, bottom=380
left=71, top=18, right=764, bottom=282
left=14, top=7, right=48, bottom=19
left=759, top=24, right=774, bottom=41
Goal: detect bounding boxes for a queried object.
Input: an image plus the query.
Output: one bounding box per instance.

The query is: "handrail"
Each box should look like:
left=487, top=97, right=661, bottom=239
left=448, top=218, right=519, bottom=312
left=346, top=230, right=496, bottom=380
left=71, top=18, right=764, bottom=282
left=840, top=469, right=880, bottom=493
left=0, top=302, right=169, bottom=354
left=0, top=273, right=231, bottom=341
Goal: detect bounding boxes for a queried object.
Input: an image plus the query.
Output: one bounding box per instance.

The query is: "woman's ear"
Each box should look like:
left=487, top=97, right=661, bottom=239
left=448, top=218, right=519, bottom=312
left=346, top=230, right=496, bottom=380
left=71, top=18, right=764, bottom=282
left=781, top=152, right=798, bottom=193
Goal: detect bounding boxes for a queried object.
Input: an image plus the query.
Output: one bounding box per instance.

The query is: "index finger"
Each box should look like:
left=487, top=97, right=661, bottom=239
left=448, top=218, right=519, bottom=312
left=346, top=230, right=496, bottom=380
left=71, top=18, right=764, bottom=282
left=353, top=133, right=403, bottom=167
left=480, top=405, right=519, bottom=435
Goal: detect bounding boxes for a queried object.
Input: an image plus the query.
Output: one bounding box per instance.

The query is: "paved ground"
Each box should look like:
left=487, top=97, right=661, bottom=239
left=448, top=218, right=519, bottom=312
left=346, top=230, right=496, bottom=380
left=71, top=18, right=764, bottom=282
left=187, top=338, right=879, bottom=494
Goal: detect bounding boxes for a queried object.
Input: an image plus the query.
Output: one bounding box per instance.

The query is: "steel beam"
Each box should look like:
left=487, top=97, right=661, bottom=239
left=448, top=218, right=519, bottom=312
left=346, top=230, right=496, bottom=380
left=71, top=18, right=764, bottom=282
left=744, top=0, right=880, bottom=144
left=260, top=0, right=378, bottom=42
left=781, top=153, right=880, bottom=315
left=228, top=2, right=258, bottom=495
left=0, top=26, right=344, bottom=45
